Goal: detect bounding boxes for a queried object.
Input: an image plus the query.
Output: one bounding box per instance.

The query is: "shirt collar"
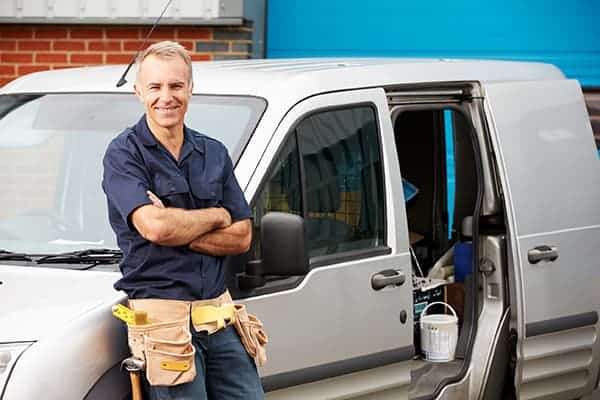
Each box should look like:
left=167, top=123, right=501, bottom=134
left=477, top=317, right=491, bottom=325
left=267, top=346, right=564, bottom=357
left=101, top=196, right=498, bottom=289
left=135, top=115, right=159, bottom=147
left=184, top=125, right=205, bottom=154
left=134, top=115, right=205, bottom=155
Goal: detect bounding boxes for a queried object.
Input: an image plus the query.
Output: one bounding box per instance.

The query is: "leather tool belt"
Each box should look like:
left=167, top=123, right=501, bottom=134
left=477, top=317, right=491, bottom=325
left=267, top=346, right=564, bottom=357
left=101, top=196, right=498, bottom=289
left=124, top=291, right=268, bottom=387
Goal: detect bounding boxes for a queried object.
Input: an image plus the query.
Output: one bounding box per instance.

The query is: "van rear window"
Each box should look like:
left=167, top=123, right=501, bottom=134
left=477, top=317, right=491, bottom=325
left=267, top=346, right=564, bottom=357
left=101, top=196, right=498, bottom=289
left=584, top=91, right=600, bottom=157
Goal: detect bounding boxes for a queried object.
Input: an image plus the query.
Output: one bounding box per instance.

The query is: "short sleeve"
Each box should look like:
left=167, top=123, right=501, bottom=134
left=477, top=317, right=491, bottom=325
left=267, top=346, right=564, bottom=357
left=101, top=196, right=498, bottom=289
left=221, top=153, right=252, bottom=222
left=102, top=138, right=152, bottom=227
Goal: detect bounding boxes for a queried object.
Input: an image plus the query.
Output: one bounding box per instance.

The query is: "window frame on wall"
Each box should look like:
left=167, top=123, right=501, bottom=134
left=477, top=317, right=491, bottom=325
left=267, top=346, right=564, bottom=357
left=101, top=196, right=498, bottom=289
left=250, top=102, right=390, bottom=270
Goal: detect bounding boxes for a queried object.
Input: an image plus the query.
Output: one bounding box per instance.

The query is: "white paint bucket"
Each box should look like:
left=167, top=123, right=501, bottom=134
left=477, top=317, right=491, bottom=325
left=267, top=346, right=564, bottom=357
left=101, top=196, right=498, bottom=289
left=420, top=302, right=459, bottom=362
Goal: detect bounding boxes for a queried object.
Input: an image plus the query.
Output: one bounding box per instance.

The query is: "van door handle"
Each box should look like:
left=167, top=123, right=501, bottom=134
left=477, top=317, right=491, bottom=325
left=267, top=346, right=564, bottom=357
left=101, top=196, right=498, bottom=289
left=371, top=269, right=405, bottom=290
left=528, top=245, right=559, bottom=264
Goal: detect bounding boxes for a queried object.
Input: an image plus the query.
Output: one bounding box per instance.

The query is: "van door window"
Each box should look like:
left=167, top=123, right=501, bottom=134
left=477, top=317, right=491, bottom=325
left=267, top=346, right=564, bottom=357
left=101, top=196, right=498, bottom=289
left=251, top=104, right=385, bottom=262
left=296, top=106, right=385, bottom=256
left=252, top=136, right=302, bottom=259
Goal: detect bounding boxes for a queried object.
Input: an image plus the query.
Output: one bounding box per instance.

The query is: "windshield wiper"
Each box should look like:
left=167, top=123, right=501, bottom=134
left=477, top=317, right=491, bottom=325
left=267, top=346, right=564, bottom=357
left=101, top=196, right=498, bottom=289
left=0, top=250, right=33, bottom=261
left=36, top=249, right=122, bottom=265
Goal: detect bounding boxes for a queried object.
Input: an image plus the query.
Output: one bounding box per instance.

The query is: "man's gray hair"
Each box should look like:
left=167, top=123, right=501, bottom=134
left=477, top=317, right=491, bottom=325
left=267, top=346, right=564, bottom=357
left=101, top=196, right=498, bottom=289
left=135, top=41, right=193, bottom=85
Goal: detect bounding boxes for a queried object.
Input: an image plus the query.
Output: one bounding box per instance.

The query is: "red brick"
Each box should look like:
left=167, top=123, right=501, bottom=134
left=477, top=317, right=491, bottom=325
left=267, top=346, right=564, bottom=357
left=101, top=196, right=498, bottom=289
left=53, top=41, right=85, bottom=51
left=0, top=77, right=15, bottom=87
left=0, top=40, right=16, bottom=51
left=179, top=41, right=194, bottom=51
left=0, top=27, right=33, bottom=39
left=18, top=65, right=51, bottom=76
left=0, top=65, right=16, bottom=76
left=177, top=27, right=211, bottom=40
left=106, top=53, right=135, bottom=64
left=106, top=28, right=140, bottom=39
left=123, top=40, right=156, bottom=52
left=1, top=53, right=33, bottom=63
left=35, top=53, right=67, bottom=63
left=35, top=28, right=68, bottom=39
left=17, top=40, right=51, bottom=51
left=70, top=28, right=104, bottom=39
left=147, top=27, right=176, bottom=40
left=88, top=41, right=121, bottom=51
left=191, top=54, right=211, bottom=62
left=70, top=53, right=103, bottom=64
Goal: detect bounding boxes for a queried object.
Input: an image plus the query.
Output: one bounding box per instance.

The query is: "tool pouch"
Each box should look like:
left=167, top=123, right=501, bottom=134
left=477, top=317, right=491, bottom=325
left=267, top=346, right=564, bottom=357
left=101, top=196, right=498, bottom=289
left=232, top=304, right=268, bottom=366
left=128, top=300, right=196, bottom=386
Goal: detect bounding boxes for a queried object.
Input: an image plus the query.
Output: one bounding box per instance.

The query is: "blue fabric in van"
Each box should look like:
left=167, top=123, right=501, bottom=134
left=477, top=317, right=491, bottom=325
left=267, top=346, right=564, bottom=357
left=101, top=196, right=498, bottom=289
left=454, top=241, right=473, bottom=283
left=402, top=179, right=419, bottom=202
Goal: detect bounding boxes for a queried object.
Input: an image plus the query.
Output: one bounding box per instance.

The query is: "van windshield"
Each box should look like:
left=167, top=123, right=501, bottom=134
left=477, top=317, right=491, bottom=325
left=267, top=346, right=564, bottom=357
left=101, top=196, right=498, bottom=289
left=0, top=93, right=265, bottom=257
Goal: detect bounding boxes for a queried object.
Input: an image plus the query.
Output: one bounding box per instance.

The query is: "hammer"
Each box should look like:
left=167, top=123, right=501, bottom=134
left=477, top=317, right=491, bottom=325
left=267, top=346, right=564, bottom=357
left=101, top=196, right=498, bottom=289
left=121, top=357, right=145, bottom=400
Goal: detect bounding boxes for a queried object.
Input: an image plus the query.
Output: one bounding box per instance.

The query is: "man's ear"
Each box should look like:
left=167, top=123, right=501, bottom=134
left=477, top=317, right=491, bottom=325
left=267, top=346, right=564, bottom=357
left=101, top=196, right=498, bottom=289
left=134, top=82, right=143, bottom=102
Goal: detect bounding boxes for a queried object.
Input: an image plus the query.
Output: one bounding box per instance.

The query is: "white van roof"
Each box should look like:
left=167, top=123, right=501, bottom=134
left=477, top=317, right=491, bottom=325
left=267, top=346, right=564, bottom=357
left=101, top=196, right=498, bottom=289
left=1, top=58, right=564, bottom=101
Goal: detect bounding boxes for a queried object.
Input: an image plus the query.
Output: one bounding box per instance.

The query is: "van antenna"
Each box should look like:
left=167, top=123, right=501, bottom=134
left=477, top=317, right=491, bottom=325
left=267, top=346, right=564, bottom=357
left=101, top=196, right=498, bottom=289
left=116, top=0, right=174, bottom=87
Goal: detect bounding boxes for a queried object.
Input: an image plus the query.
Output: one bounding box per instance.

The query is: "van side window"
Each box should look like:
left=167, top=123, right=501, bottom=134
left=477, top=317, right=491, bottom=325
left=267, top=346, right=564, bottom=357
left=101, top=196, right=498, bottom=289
left=297, top=106, right=385, bottom=256
left=252, top=105, right=385, bottom=262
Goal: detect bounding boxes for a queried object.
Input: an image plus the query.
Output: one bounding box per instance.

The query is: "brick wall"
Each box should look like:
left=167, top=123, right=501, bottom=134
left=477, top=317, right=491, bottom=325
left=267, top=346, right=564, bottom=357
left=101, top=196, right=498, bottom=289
left=0, top=24, right=253, bottom=87
left=584, top=92, right=600, bottom=149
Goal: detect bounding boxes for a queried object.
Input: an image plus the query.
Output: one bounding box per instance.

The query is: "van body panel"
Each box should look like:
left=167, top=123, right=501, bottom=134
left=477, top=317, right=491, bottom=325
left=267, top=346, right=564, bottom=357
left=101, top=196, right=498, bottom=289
left=241, top=88, right=413, bottom=396
left=483, top=79, right=600, bottom=399
left=2, top=287, right=128, bottom=400
left=264, top=361, right=410, bottom=399
left=485, top=80, right=599, bottom=235
left=0, top=266, right=120, bottom=342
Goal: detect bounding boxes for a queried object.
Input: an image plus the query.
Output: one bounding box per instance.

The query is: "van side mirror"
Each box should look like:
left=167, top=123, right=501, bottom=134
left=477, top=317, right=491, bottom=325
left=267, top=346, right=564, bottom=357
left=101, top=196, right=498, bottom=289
left=238, top=212, right=309, bottom=290
left=262, top=212, right=309, bottom=275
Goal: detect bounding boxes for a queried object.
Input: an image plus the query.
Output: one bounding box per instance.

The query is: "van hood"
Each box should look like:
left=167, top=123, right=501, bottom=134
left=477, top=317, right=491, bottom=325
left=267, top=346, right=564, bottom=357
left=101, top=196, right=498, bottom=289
left=0, top=264, right=123, bottom=342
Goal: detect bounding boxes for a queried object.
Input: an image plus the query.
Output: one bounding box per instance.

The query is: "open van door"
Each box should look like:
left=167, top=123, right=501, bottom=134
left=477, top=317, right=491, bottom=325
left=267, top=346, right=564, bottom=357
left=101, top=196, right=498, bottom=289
left=484, top=80, right=600, bottom=399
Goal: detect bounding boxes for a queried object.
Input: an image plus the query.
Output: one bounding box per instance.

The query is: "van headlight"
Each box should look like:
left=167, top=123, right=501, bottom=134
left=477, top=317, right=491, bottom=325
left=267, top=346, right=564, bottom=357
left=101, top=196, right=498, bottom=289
left=0, top=343, right=33, bottom=392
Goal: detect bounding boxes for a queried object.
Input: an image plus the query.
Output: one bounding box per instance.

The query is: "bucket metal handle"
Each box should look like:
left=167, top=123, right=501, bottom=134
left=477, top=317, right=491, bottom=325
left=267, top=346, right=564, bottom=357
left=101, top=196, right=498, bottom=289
left=421, top=301, right=457, bottom=318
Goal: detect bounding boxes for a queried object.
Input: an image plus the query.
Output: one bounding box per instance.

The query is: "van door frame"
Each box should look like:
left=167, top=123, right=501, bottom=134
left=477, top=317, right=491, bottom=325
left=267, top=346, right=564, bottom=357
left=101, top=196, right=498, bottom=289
left=385, top=82, right=510, bottom=399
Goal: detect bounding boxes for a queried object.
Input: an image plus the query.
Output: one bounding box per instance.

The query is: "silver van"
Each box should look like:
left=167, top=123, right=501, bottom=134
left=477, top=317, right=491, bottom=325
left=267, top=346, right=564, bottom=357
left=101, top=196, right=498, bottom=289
left=1, top=59, right=599, bottom=400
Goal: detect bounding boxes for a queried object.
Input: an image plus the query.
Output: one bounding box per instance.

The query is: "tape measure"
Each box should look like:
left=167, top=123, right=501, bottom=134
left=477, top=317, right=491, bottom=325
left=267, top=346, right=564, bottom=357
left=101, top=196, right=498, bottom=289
left=112, top=304, right=149, bottom=325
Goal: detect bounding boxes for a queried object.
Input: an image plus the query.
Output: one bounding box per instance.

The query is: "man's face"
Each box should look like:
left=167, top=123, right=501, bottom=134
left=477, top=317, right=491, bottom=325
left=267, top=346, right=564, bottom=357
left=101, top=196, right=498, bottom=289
left=134, top=54, right=192, bottom=131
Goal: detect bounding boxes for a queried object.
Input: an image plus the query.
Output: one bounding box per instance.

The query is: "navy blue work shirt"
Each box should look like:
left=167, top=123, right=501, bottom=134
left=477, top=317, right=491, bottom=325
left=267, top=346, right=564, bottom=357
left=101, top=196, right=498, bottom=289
left=102, top=116, right=252, bottom=300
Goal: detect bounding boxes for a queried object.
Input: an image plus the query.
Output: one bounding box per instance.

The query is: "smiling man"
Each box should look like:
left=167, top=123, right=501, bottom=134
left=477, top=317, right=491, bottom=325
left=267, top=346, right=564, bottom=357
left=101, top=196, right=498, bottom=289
left=102, top=41, right=263, bottom=400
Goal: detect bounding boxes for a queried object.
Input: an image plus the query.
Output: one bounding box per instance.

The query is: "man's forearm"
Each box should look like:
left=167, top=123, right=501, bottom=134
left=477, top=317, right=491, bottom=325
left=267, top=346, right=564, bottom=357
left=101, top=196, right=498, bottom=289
left=133, top=205, right=231, bottom=246
left=188, top=219, right=252, bottom=256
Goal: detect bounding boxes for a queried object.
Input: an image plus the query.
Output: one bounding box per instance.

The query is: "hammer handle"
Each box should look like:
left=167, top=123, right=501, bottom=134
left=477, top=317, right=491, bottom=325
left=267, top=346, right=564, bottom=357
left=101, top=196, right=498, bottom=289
left=130, top=372, right=143, bottom=400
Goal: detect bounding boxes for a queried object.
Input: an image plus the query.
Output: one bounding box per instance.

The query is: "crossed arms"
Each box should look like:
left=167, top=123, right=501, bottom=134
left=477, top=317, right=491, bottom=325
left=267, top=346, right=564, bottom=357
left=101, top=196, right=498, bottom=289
left=131, top=190, right=251, bottom=256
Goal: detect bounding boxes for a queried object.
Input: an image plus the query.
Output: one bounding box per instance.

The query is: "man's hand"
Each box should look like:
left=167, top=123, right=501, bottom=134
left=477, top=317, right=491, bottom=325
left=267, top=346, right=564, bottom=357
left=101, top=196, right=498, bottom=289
left=131, top=192, right=232, bottom=246
left=188, top=219, right=252, bottom=256
left=217, top=207, right=232, bottom=228
left=147, top=190, right=165, bottom=209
